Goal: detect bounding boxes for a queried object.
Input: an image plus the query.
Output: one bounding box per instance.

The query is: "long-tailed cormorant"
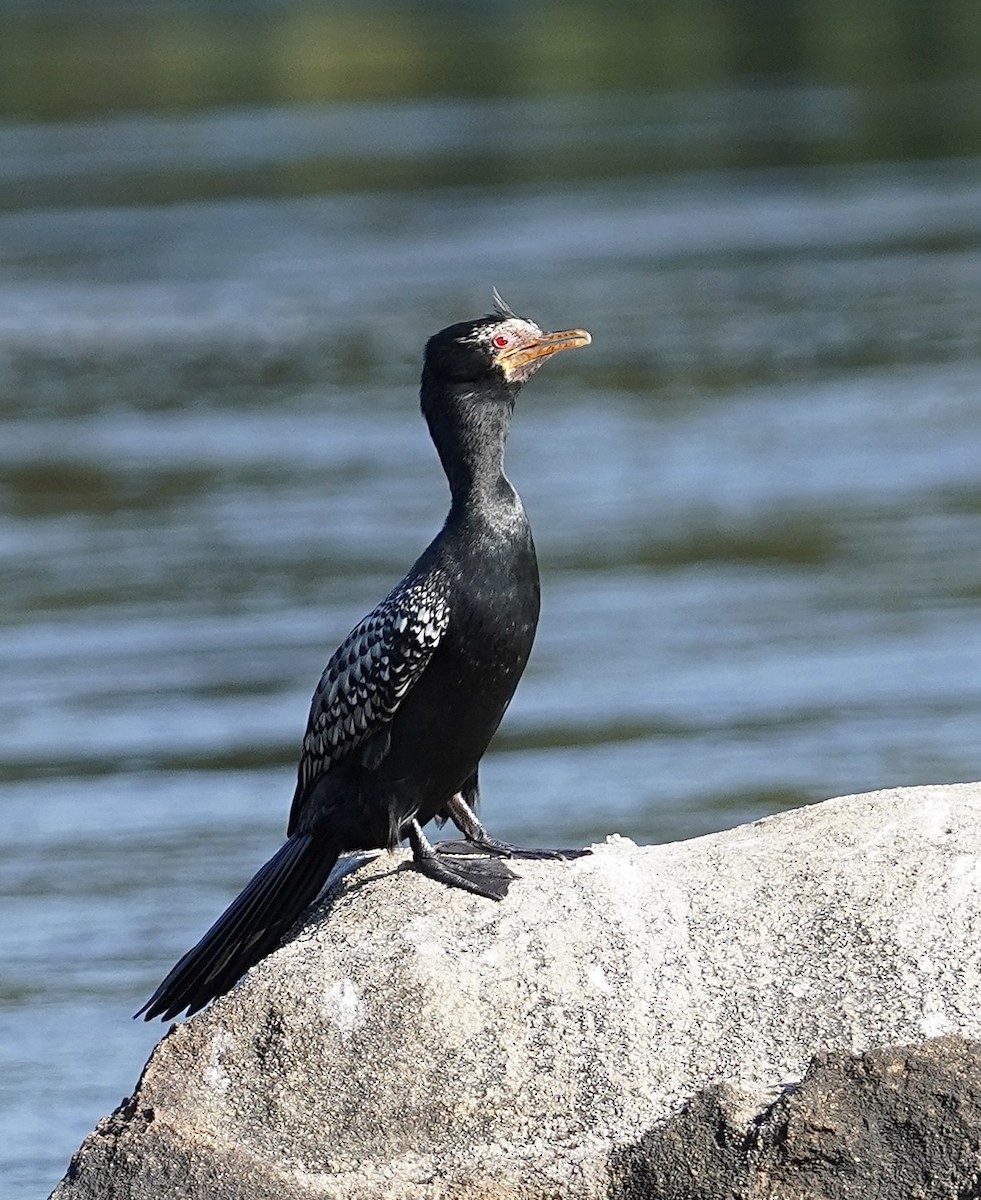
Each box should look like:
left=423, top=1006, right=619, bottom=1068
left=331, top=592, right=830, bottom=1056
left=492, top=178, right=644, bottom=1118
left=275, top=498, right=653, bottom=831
left=138, top=293, right=591, bottom=1021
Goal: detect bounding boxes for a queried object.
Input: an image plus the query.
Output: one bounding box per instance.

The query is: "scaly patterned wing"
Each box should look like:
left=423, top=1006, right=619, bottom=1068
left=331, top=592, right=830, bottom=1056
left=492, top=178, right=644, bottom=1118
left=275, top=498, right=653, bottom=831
left=289, top=577, right=450, bottom=820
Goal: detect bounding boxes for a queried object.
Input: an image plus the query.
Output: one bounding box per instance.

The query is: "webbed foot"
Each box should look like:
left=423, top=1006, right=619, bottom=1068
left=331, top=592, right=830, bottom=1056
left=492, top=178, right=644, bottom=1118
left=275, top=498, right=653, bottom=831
left=439, top=792, right=593, bottom=862
left=407, top=819, right=517, bottom=901
left=436, top=837, right=591, bottom=861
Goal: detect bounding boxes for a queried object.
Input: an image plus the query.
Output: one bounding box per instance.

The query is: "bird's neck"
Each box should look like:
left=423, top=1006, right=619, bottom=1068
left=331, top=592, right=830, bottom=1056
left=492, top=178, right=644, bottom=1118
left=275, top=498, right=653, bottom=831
left=424, top=381, right=519, bottom=519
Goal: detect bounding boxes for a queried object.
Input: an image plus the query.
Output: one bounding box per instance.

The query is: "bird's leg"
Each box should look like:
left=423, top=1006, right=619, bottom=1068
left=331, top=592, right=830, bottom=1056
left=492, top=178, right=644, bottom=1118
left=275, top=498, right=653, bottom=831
left=442, top=792, right=492, bottom=842
left=406, top=818, right=516, bottom=901
left=436, top=793, right=592, bottom=861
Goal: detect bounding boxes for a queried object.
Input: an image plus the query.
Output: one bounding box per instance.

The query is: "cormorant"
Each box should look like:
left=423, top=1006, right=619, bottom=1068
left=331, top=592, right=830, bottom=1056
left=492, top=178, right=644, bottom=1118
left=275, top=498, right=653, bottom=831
left=138, top=293, right=591, bottom=1021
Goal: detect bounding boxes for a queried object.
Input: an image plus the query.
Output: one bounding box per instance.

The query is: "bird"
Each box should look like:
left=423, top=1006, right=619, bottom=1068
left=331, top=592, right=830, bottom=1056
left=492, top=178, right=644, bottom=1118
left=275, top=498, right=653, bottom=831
left=137, top=292, right=591, bottom=1021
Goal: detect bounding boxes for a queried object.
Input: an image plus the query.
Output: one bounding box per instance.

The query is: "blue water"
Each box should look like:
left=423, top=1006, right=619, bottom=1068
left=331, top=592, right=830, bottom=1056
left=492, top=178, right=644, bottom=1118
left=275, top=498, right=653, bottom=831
left=2, top=86, right=981, bottom=1197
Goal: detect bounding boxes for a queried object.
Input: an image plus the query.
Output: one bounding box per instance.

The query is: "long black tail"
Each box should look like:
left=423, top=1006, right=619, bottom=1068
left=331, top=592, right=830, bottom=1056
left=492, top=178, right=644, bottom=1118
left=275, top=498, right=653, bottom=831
left=137, top=832, right=340, bottom=1022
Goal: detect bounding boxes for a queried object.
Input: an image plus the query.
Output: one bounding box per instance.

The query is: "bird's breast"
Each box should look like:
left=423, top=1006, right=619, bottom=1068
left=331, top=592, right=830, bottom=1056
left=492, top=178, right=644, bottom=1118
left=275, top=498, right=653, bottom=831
left=359, top=513, right=539, bottom=821
left=448, top=529, right=540, bottom=672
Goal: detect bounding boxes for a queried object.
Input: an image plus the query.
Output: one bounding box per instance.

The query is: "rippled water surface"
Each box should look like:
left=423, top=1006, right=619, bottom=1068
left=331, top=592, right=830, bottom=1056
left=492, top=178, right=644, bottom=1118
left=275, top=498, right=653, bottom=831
left=4, top=8, right=981, bottom=1194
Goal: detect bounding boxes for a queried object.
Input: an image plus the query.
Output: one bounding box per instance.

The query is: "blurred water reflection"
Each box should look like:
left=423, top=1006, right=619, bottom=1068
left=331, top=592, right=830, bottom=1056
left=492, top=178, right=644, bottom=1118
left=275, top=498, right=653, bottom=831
left=2, top=5, right=981, bottom=1197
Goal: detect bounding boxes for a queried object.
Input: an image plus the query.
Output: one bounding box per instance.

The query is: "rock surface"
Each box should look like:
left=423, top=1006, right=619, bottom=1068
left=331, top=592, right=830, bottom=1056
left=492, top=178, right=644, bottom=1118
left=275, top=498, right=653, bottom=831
left=52, top=783, right=981, bottom=1199
left=613, top=1036, right=981, bottom=1199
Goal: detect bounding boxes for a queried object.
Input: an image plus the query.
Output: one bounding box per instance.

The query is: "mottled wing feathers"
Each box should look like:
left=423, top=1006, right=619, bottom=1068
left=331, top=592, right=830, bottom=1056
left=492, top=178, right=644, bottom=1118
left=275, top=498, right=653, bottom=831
left=291, top=578, right=450, bottom=815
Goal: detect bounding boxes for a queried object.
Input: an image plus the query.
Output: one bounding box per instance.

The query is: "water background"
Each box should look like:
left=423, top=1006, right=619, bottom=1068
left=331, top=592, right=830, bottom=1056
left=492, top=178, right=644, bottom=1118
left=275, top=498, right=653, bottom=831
left=3, top=4, right=981, bottom=1195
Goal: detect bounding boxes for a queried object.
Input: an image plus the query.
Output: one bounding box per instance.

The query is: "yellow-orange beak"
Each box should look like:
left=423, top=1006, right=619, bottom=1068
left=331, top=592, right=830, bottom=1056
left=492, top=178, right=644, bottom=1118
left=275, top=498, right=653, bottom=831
left=497, top=327, right=591, bottom=380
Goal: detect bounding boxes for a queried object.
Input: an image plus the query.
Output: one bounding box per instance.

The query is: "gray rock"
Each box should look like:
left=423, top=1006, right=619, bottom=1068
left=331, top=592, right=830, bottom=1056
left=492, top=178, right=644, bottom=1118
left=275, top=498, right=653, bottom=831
left=52, top=783, right=981, bottom=1199
left=613, top=1035, right=981, bottom=1199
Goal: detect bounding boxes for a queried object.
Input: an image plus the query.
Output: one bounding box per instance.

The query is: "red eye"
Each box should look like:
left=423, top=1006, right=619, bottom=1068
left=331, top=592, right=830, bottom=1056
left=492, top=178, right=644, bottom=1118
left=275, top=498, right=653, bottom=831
left=493, top=334, right=510, bottom=348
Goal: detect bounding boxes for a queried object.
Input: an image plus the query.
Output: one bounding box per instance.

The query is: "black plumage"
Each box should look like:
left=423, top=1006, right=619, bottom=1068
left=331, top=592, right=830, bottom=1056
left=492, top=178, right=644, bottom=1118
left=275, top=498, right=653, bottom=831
left=138, top=295, right=591, bottom=1021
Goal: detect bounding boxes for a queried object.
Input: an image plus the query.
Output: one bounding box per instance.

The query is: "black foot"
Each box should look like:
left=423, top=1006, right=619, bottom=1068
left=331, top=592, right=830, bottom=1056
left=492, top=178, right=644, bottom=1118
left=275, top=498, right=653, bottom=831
left=440, top=792, right=592, bottom=862
left=407, top=820, right=517, bottom=901
left=437, top=836, right=592, bottom=861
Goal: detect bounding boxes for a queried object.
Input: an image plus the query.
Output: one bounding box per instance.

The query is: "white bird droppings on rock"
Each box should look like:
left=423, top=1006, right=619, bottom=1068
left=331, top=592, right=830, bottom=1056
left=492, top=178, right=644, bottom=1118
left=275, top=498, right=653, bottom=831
left=586, top=963, right=613, bottom=994
left=324, top=978, right=363, bottom=1034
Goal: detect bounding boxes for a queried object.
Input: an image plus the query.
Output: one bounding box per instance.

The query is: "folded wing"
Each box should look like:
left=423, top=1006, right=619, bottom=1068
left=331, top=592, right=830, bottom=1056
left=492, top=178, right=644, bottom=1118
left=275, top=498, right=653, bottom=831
left=288, top=577, right=451, bottom=832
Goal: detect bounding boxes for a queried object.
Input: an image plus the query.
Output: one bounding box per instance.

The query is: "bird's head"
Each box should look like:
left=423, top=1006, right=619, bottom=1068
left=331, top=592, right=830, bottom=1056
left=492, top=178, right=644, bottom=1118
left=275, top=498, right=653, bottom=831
left=422, top=291, right=591, bottom=392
